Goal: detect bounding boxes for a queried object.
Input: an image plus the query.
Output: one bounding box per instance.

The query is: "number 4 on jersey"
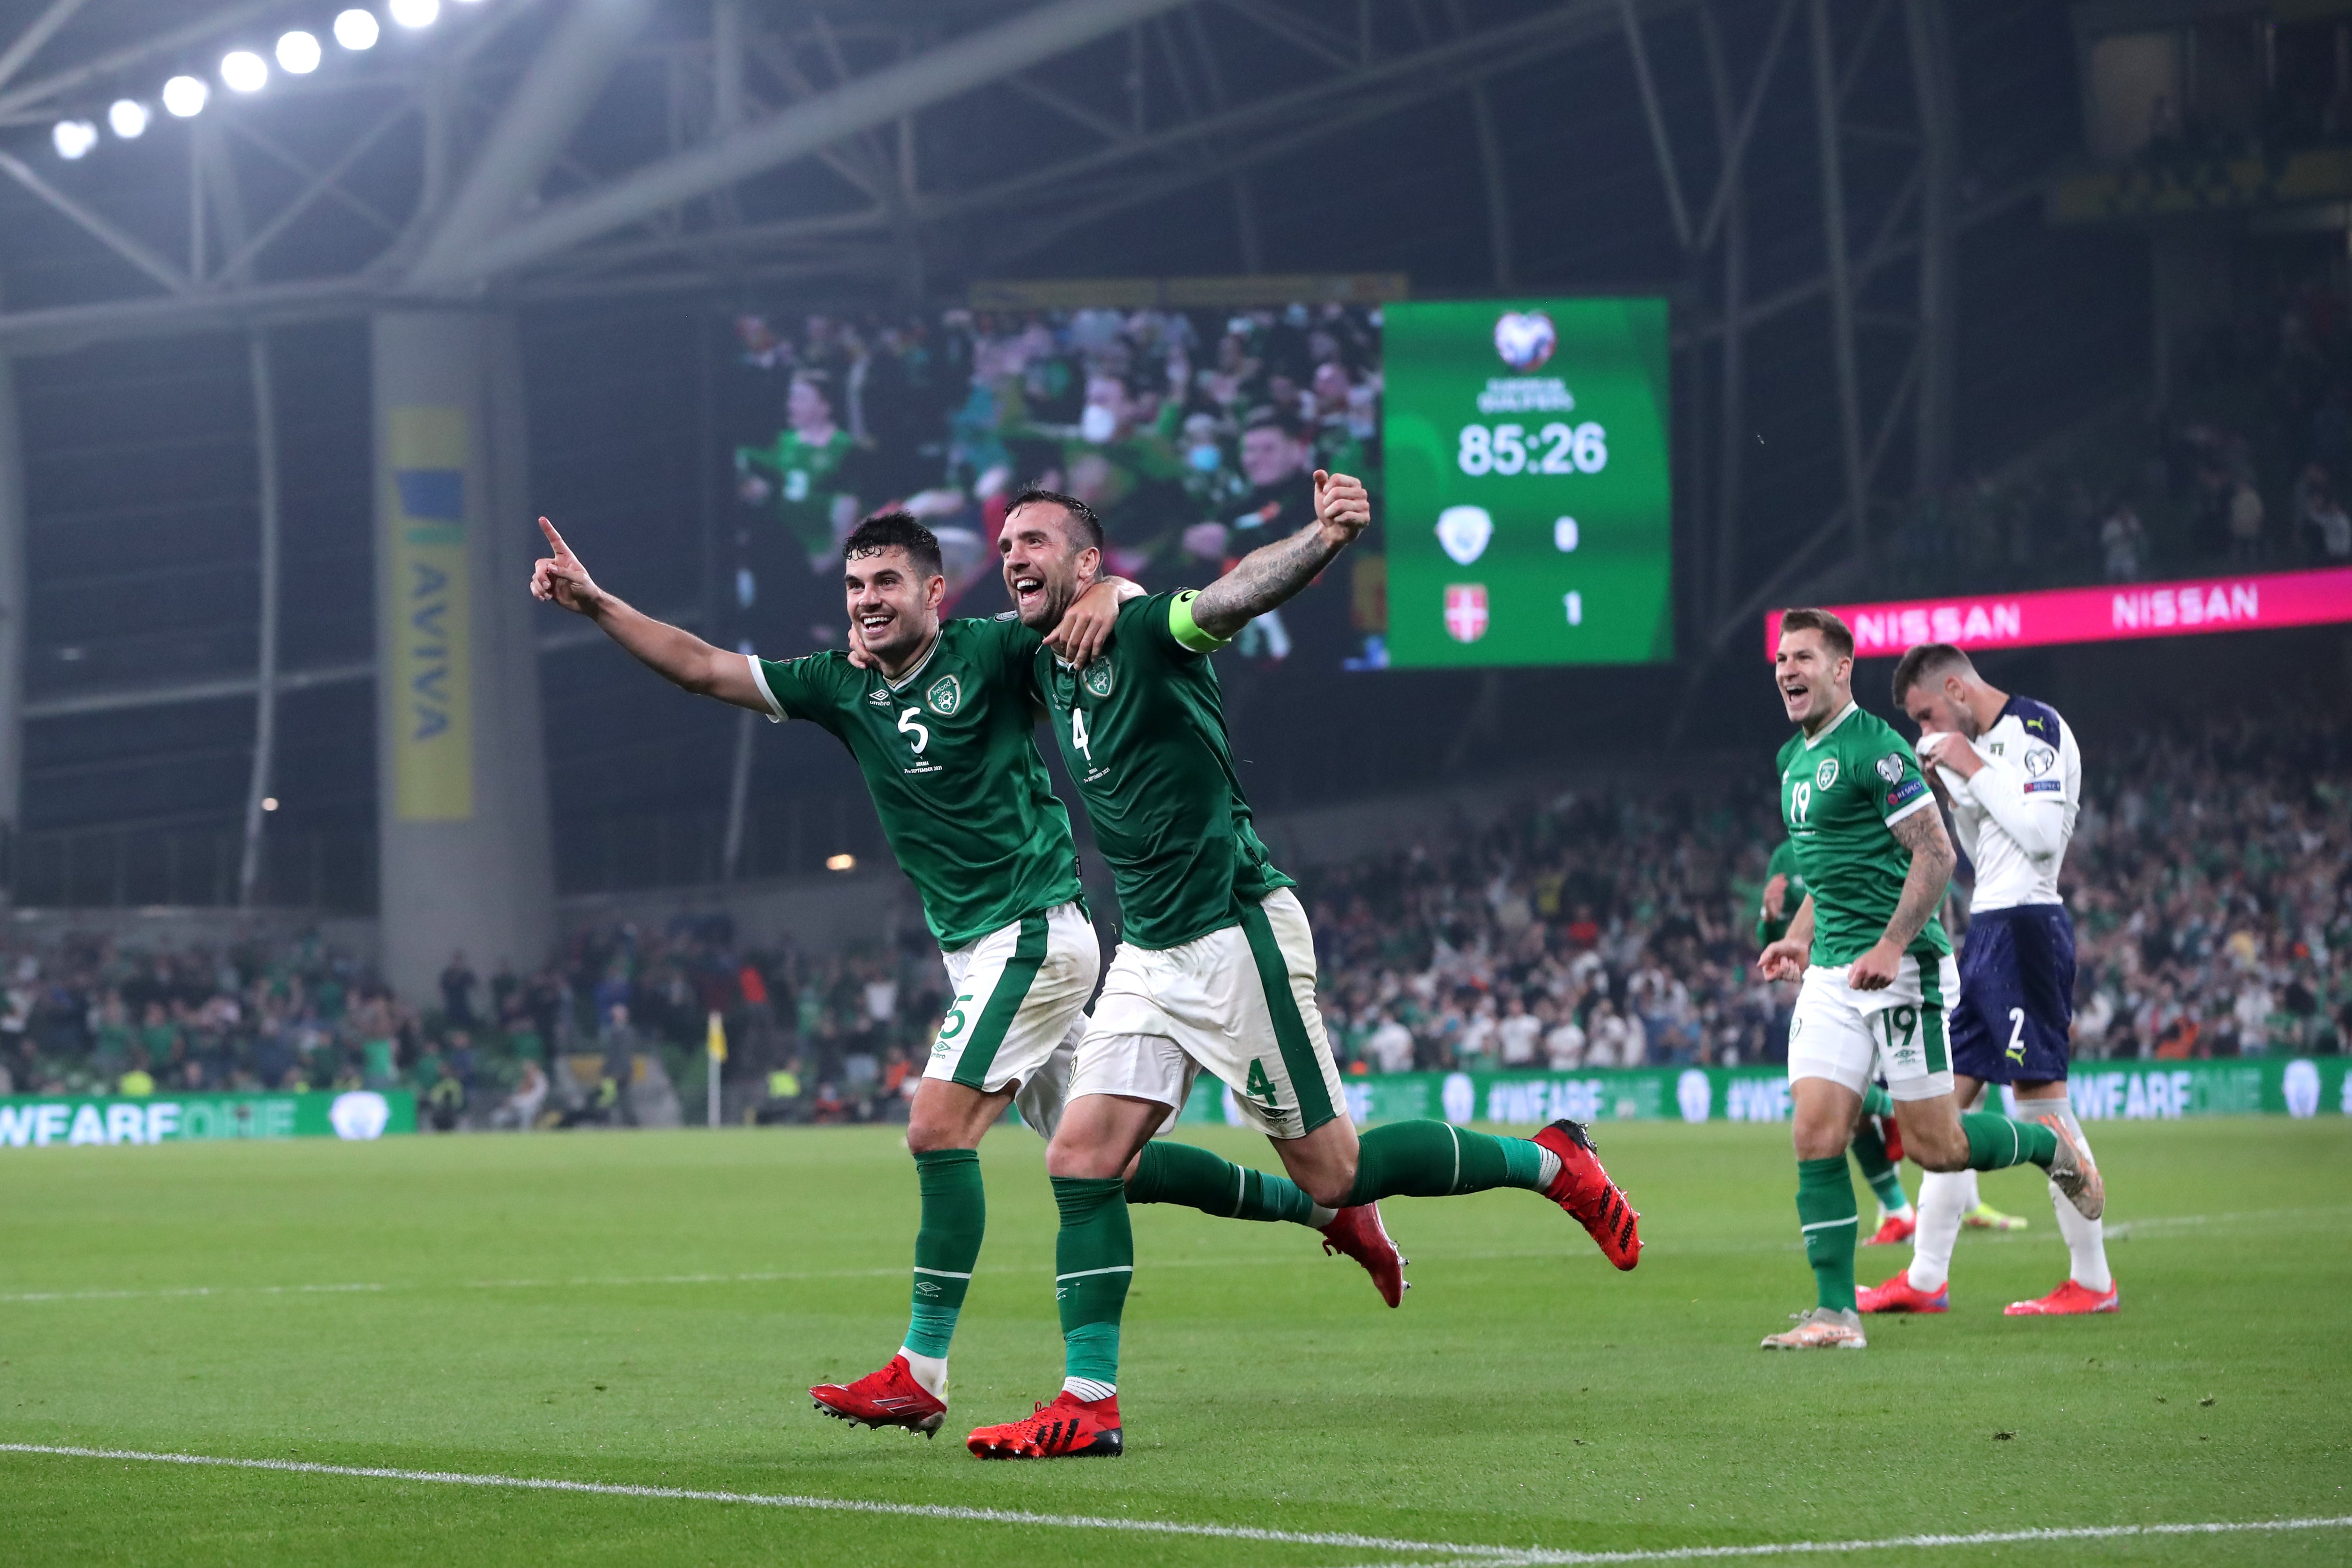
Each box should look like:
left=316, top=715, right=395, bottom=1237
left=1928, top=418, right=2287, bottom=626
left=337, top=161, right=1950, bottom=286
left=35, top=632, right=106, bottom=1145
left=1070, top=706, right=1093, bottom=764
left=1245, top=1057, right=1280, bottom=1107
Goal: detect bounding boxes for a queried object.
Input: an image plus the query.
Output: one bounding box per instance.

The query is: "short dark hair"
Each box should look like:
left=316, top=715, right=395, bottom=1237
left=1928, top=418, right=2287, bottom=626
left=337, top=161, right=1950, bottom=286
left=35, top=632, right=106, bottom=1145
left=842, top=511, right=942, bottom=578
left=1778, top=607, right=1853, bottom=661
left=1005, top=488, right=1103, bottom=551
left=1243, top=405, right=1309, bottom=442
left=1891, top=642, right=1972, bottom=704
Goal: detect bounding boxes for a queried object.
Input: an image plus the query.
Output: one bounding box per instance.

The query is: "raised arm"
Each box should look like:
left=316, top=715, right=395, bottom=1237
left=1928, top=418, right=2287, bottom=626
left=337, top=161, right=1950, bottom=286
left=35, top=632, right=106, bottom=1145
left=529, top=518, right=767, bottom=712
left=1188, top=469, right=1371, bottom=640
left=1849, top=806, right=1957, bottom=991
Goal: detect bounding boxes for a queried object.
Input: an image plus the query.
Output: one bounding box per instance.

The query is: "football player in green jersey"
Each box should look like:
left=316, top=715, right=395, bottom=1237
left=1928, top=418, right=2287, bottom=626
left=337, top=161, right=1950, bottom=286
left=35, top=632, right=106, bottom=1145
left=736, top=371, right=861, bottom=572
left=1753, top=609, right=2104, bottom=1350
left=528, top=513, right=1404, bottom=1439
left=961, top=477, right=1645, bottom=1462
left=1758, top=838, right=1916, bottom=1247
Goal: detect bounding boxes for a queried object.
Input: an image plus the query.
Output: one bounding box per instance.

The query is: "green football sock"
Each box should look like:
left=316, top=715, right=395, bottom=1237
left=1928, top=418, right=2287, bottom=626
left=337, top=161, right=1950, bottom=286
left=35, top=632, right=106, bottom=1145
left=1051, top=1176, right=1131, bottom=1393
left=1125, top=1140, right=1328, bottom=1226
left=903, top=1148, right=983, bottom=1360
left=1796, top=1155, right=1860, bottom=1312
left=1850, top=1115, right=1910, bottom=1213
left=1960, top=1111, right=2060, bottom=1171
left=1860, top=1083, right=1895, bottom=1119
left=1341, top=1120, right=1551, bottom=1207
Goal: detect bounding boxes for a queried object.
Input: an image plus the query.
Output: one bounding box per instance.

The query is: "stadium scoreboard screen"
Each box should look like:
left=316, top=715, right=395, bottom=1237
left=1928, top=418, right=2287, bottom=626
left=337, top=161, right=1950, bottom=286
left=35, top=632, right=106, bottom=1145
left=1381, top=297, right=1673, bottom=667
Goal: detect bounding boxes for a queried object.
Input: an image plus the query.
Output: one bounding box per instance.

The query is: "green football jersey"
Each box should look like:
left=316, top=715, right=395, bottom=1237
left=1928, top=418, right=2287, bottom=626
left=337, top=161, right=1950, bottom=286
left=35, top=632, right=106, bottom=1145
left=1756, top=838, right=1808, bottom=948
left=737, top=427, right=857, bottom=559
left=754, top=617, right=1082, bottom=950
left=1034, top=591, right=1292, bottom=950
left=1774, top=701, right=1951, bottom=966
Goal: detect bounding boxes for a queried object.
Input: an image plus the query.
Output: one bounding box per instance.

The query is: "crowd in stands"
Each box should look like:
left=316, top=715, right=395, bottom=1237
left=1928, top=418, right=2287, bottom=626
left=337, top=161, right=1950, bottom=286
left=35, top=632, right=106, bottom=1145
left=1883, top=267, right=2352, bottom=601
left=0, top=713, right=2342, bottom=1116
left=727, top=301, right=1384, bottom=669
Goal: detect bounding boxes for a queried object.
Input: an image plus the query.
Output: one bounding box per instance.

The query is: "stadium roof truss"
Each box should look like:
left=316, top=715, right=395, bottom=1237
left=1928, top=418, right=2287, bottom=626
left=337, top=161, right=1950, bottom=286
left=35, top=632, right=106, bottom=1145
left=0, top=0, right=2004, bottom=892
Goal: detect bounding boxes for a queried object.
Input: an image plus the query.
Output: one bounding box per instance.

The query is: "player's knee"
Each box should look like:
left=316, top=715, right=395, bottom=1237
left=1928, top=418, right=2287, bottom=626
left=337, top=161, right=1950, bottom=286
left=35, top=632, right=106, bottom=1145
left=1300, top=1166, right=1357, bottom=1210
left=904, top=1116, right=968, bottom=1154
left=1909, top=1130, right=1971, bottom=1172
left=1043, top=1130, right=1123, bottom=1181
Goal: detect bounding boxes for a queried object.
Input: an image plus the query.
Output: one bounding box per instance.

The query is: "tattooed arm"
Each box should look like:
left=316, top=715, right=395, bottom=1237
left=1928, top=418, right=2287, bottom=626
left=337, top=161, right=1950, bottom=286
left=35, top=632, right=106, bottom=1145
left=1848, top=805, right=1957, bottom=991
left=1188, top=470, right=1372, bottom=640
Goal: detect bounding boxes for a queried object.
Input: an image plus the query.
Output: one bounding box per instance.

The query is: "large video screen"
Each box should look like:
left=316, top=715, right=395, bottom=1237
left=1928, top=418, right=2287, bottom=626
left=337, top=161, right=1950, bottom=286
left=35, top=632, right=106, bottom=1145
left=1382, top=298, right=1673, bottom=666
left=718, top=290, right=1669, bottom=672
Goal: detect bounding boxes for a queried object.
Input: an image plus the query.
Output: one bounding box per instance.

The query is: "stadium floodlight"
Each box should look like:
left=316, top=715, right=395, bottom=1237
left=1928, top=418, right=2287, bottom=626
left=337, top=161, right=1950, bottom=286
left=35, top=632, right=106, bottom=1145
left=51, top=119, right=98, bottom=160
left=276, top=30, right=322, bottom=74
left=220, top=50, right=269, bottom=93
left=162, top=74, right=209, bottom=117
left=107, top=99, right=150, bottom=139
left=388, top=0, right=440, bottom=28
left=826, top=854, right=857, bottom=872
left=333, top=9, right=380, bottom=49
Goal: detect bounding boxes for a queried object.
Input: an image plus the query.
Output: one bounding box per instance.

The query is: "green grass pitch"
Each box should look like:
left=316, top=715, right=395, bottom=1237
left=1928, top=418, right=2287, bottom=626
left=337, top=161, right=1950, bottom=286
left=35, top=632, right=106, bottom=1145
left=2, top=1117, right=2347, bottom=1566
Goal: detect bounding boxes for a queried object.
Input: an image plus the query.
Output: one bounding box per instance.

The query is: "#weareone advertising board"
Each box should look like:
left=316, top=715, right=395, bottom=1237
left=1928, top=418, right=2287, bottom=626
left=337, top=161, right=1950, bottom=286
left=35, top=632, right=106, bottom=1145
left=1381, top=298, right=1674, bottom=667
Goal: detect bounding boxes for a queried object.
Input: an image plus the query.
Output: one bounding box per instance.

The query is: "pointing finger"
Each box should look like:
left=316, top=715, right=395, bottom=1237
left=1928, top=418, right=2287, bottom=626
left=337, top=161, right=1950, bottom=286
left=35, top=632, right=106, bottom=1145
left=538, top=517, right=572, bottom=557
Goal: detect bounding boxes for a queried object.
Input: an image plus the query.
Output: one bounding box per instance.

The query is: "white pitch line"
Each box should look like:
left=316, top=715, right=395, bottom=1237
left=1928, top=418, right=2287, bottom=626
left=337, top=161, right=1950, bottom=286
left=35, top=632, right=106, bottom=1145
left=2, top=1444, right=2345, bottom=1566
left=0, top=1443, right=1526, bottom=1560
left=1323, top=1514, right=2352, bottom=1564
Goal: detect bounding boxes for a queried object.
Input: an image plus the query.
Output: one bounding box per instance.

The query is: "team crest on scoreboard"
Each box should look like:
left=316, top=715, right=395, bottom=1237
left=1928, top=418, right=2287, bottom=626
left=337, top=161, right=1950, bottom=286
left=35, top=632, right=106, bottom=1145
left=1875, top=753, right=1906, bottom=784
left=1814, top=758, right=1839, bottom=790
left=925, top=674, right=962, bottom=716
left=1444, top=583, right=1489, bottom=643
left=1082, top=661, right=1116, bottom=699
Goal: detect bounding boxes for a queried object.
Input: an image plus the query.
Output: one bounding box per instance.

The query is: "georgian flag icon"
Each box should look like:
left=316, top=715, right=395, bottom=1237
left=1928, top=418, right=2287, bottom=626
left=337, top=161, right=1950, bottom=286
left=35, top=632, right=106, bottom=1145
left=1444, top=584, right=1489, bottom=643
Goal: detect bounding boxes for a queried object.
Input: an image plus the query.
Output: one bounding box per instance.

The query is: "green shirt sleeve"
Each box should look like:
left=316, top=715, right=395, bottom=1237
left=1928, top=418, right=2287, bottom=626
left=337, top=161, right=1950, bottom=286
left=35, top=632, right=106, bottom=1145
left=751, top=652, right=852, bottom=733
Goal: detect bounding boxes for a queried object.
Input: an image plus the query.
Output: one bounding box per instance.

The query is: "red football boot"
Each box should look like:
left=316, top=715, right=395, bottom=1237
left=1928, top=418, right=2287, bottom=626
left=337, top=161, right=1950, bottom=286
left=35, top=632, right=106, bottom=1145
left=1319, top=1202, right=1409, bottom=1307
left=2004, top=1278, right=2119, bottom=1316
left=1878, top=1114, right=1904, bottom=1167
left=1863, top=1210, right=1917, bottom=1246
left=1533, top=1119, right=1641, bottom=1271
left=809, top=1354, right=947, bottom=1437
left=1857, top=1271, right=1948, bottom=1314
left=966, top=1390, right=1123, bottom=1459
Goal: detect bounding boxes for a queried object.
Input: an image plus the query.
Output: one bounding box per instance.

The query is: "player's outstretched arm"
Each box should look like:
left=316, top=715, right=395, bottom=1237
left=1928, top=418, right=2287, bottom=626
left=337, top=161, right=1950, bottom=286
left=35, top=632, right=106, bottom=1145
left=1188, top=469, right=1370, bottom=640
left=529, top=518, right=766, bottom=713
left=1849, top=807, right=1957, bottom=991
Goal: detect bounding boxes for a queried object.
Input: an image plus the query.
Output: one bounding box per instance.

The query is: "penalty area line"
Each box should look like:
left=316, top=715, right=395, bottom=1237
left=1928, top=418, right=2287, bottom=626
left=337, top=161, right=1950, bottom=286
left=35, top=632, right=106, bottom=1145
left=0, top=1443, right=1523, bottom=1560
left=2, top=1446, right=2346, bottom=1566
left=1324, top=1515, right=2352, bottom=1566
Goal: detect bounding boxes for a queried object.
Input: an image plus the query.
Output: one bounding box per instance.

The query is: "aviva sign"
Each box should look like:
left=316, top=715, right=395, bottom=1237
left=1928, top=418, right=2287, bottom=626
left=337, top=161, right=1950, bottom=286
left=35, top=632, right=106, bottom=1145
left=387, top=405, right=472, bottom=820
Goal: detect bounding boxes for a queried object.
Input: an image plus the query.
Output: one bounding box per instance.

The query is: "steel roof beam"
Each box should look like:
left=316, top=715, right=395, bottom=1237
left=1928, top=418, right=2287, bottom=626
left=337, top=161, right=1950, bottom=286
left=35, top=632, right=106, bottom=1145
left=437, top=0, right=1191, bottom=287
left=404, top=0, right=664, bottom=291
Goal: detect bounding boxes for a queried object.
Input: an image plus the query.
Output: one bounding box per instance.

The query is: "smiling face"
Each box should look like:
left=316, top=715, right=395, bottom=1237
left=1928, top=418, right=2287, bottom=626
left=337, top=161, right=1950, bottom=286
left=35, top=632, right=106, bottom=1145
left=1774, top=627, right=1853, bottom=732
left=787, top=376, right=833, bottom=432
left=998, top=500, right=1101, bottom=632
left=843, top=545, right=943, bottom=667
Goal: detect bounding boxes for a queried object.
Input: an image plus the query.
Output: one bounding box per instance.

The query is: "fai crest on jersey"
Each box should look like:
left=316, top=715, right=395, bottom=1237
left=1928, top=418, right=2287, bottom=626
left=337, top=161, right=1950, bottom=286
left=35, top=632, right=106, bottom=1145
left=1813, top=757, right=1839, bottom=790
left=1436, top=505, right=1493, bottom=565
left=1444, top=584, right=1489, bottom=643
left=1081, top=660, right=1116, bottom=699
left=1875, top=753, right=1907, bottom=785
left=925, top=674, right=962, bottom=716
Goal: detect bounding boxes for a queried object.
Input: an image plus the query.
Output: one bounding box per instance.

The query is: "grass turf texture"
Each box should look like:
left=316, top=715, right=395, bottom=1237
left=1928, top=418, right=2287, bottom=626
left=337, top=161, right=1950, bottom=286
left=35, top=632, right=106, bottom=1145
left=1, top=1119, right=2346, bottom=1567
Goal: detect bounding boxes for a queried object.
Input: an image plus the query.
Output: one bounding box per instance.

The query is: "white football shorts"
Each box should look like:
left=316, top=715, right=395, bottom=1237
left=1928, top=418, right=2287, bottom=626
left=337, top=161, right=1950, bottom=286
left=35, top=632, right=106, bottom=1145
left=1786, top=951, right=1962, bottom=1102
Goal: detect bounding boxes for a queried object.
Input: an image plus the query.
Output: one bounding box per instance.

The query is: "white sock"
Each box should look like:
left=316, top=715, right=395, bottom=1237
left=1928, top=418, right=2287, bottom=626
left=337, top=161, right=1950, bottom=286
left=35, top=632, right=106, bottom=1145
left=1534, top=1146, right=1563, bottom=1188
left=1302, top=1203, right=1339, bottom=1229
left=899, top=1348, right=948, bottom=1400
left=1061, top=1376, right=1115, bottom=1403
left=1906, top=1169, right=1968, bottom=1293
left=1954, top=1167, right=1981, bottom=1214
left=2031, top=1101, right=2112, bottom=1291
left=1879, top=1200, right=1915, bottom=1225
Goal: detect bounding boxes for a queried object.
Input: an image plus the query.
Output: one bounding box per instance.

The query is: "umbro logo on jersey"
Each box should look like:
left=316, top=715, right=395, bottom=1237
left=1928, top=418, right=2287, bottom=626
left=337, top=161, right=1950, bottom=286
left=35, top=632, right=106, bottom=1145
left=926, top=674, right=962, bottom=716
left=1814, top=758, right=1839, bottom=789
left=866, top=688, right=893, bottom=707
